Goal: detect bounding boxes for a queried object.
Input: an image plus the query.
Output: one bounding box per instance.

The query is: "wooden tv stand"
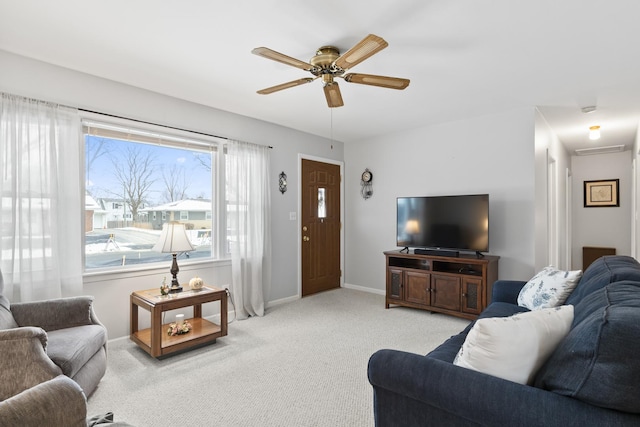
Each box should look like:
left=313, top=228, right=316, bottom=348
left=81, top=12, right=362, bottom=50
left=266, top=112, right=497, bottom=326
left=384, top=250, right=499, bottom=320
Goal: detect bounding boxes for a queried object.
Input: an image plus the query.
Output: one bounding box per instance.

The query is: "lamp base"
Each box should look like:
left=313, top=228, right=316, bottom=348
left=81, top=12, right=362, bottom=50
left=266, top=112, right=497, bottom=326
left=169, top=253, right=182, bottom=293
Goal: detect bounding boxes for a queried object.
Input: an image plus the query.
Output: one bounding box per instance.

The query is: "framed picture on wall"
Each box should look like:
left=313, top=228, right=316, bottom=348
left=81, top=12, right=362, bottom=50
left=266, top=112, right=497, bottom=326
left=584, top=179, right=619, bottom=207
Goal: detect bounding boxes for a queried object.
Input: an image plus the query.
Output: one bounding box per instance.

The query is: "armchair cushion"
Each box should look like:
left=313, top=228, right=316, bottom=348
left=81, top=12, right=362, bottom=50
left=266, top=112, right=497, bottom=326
left=46, top=325, right=107, bottom=379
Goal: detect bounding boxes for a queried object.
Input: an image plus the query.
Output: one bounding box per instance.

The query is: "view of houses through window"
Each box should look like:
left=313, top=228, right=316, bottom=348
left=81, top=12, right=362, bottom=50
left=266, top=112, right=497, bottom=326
left=84, top=122, right=219, bottom=270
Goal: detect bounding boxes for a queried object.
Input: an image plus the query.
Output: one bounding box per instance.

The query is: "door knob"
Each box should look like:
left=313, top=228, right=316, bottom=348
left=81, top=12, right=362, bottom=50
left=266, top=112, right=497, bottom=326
left=302, top=226, right=308, bottom=231
left=303, top=236, right=310, bottom=241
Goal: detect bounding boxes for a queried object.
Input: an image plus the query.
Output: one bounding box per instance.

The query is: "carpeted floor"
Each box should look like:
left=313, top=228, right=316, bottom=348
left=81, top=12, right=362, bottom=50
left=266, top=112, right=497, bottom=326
left=87, top=288, right=470, bottom=426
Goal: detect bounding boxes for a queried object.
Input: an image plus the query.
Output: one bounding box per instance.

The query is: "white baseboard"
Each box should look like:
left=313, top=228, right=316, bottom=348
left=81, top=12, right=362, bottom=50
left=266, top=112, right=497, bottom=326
left=107, top=335, right=131, bottom=344
left=342, top=283, right=385, bottom=296
left=267, top=294, right=300, bottom=308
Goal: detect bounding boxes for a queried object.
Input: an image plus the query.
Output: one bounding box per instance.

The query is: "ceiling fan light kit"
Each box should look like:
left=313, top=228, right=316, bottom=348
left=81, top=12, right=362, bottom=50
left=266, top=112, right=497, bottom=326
left=252, top=34, right=410, bottom=107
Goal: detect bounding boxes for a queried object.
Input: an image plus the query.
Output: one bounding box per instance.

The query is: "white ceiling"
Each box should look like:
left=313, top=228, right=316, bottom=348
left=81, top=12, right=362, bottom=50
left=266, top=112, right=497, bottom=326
left=1, top=0, right=640, bottom=152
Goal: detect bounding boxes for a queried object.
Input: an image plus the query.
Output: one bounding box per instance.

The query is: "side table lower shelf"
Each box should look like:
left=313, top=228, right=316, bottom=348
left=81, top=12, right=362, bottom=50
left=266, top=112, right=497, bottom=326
left=131, top=317, right=223, bottom=357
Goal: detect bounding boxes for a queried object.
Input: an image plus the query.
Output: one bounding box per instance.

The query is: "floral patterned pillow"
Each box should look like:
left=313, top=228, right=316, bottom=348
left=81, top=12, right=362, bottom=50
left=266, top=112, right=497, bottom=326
left=517, top=266, right=582, bottom=310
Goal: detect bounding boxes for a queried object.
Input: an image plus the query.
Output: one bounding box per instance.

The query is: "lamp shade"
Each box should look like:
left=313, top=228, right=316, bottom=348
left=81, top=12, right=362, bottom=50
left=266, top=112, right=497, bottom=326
left=152, top=222, right=195, bottom=253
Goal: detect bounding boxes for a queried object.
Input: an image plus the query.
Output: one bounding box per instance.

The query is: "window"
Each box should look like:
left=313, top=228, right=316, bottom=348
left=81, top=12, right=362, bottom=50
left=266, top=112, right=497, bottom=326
left=83, top=118, right=225, bottom=271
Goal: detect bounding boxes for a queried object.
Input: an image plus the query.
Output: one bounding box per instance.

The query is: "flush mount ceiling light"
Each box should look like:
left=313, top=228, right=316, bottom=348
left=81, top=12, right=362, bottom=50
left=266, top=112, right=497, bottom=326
left=589, top=125, right=601, bottom=140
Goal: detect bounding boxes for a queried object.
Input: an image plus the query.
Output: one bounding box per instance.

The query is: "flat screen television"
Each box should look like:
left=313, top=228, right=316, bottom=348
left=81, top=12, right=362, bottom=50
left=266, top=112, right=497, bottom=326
left=396, top=194, right=489, bottom=255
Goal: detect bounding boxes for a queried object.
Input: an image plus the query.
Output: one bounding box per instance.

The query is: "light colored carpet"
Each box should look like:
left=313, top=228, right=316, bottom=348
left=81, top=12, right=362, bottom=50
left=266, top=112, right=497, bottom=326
left=87, top=288, right=470, bottom=426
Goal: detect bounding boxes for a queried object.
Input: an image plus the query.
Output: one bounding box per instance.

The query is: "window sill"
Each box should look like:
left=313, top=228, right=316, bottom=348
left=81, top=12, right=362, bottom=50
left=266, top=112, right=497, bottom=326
left=83, top=257, right=231, bottom=284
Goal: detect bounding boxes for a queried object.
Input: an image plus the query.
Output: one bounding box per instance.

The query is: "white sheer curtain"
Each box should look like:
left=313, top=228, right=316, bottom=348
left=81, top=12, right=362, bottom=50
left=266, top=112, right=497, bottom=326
left=0, top=93, right=83, bottom=302
left=226, top=139, right=271, bottom=319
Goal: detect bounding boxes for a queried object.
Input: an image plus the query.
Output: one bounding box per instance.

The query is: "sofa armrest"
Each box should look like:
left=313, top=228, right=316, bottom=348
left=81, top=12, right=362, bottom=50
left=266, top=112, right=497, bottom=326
left=491, top=280, right=526, bottom=304
left=0, top=327, right=63, bottom=400
left=368, top=349, right=639, bottom=426
left=11, top=296, right=102, bottom=331
left=0, top=375, right=87, bottom=427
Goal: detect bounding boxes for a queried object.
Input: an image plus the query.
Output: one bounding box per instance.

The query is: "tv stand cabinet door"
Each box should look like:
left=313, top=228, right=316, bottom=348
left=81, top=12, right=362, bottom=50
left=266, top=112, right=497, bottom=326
left=430, top=274, right=461, bottom=312
left=405, top=270, right=431, bottom=306
left=461, top=277, right=483, bottom=315
left=387, top=268, right=404, bottom=303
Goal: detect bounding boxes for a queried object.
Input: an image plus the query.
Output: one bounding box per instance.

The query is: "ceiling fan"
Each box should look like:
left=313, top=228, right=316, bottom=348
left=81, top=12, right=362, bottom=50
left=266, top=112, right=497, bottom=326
left=252, top=34, right=410, bottom=108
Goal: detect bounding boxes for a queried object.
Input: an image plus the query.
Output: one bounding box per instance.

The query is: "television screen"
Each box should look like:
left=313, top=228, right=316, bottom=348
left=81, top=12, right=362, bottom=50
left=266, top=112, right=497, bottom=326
left=396, top=194, right=489, bottom=252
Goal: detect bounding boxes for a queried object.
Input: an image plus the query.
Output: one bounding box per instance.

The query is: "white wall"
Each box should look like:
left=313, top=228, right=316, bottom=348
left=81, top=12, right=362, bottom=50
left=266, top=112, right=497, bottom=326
left=0, top=50, right=344, bottom=338
left=571, top=151, right=632, bottom=268
left=534, top=110, right=572, bottom=270
left=344, top=107, right=537, bottom=294
left=635, top=125, right=640, bottom=259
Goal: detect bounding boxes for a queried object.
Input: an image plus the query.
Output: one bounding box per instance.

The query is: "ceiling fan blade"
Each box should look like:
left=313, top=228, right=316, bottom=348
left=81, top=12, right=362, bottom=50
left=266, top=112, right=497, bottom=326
left=257, top=78, right=315, bottom=95
left=252, top=47, right=313, bottom=71
left=343, top=73, right=410, bottom=90
left=333, top=34, right=388, bottom=70
left=323, top=82, right=344, bottom=108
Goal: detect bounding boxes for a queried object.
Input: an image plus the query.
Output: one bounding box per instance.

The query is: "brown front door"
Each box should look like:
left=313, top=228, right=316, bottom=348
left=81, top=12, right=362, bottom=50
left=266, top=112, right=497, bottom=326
left=301, top=159, right=341, bottom=296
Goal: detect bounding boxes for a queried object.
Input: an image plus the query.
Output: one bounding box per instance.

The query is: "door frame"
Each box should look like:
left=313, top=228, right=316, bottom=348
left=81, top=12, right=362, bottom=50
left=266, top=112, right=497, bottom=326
left=297, top=154, right=345, bottom=297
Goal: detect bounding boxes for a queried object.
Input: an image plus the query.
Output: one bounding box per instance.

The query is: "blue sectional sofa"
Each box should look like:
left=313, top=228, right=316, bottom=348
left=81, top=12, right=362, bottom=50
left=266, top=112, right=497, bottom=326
left=368, top=255, right=640, bottom=426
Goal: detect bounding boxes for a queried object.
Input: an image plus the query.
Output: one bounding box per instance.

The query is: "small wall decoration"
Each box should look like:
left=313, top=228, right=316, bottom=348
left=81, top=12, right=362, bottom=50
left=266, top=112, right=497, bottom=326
left=279, top=171, right=287, bottom=194
left=360, top=168, right=373, bottom=200
left=584, top=179, right=619, bottom=207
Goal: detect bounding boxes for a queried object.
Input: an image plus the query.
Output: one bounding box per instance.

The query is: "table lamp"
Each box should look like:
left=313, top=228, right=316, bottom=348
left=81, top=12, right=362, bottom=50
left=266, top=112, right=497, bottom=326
left=152, top=222, right=195, bottom=293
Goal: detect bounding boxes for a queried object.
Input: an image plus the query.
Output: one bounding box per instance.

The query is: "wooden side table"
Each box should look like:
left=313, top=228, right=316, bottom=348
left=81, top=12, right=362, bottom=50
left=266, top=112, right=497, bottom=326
left=130, top=285, right=227, bottom=358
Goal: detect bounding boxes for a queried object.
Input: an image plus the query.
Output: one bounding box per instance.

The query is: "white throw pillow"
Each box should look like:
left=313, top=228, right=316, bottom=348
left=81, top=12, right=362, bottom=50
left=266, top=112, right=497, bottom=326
left=453, top=305, right=574, bottom=385
left=517, top=266, right=582, bottom=310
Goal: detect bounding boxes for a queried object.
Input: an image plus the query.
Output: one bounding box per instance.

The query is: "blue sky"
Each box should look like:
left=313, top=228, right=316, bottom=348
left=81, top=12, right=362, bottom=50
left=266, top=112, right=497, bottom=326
left=85, top=136, right=212, bottom=206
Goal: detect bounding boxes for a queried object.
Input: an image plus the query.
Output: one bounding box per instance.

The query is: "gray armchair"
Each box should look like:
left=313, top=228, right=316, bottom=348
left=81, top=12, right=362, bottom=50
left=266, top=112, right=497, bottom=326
left=0, top=270, right=107, bottom=425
